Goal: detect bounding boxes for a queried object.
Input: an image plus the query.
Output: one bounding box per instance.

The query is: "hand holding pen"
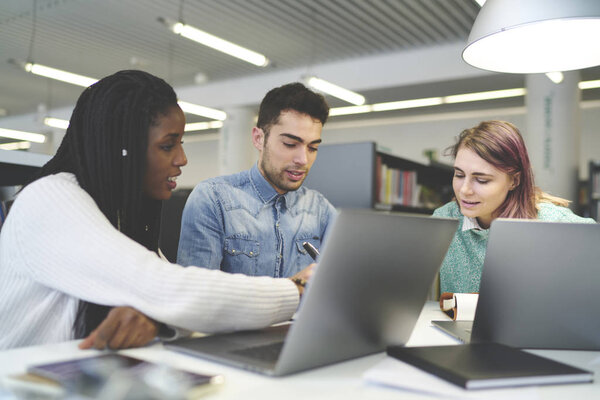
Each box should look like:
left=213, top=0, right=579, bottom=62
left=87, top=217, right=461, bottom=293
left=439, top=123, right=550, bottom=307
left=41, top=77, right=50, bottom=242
left=291, top=242, right=320, bottom=291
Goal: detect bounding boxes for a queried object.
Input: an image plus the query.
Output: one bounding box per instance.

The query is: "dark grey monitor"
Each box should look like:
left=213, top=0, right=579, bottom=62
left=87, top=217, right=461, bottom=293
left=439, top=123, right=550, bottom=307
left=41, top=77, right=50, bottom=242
left=166, top=209, right=457, bottom=376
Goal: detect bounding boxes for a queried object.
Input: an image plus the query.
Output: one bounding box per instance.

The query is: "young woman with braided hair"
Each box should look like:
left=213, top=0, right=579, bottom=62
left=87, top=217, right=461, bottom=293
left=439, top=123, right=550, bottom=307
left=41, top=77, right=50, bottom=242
left=0, top=70, right=310, bottom=350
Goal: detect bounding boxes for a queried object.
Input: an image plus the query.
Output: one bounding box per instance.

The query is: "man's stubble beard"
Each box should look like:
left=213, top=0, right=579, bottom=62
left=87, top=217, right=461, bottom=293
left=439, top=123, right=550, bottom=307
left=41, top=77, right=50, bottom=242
left=260, top=146, right=306, bottom=193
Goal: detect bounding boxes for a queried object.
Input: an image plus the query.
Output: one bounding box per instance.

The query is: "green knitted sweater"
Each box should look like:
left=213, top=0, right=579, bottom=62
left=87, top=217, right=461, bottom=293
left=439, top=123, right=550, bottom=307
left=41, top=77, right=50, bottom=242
left=433, top=201, right=596, bottom=294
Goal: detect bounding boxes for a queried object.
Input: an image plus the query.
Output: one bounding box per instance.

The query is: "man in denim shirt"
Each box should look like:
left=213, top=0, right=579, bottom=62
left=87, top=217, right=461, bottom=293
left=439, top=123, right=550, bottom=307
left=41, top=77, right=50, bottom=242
left=177, top=83, right=336, bottom=277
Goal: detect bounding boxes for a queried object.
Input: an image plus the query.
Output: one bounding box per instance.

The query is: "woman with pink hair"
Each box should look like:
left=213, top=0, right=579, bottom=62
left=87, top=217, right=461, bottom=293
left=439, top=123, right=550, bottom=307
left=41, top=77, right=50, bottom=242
left=434, top=120, right=595, bottom=294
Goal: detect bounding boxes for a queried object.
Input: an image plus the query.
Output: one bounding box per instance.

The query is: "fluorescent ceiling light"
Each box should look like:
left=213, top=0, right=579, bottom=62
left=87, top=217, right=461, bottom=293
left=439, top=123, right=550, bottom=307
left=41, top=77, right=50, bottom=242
left=444, top=88, right=526, bottom=103
left=0, top=141, right=32, bottom=151
left=185, top=121, right=223, bottom=132
left=25, top=63, right=98, bottom=87
left=161, top=18, right=269, bottom=67
left=545, top=72, right=564, bottom=84
left=307, top=77, right=366, bottom=106
left=44, top=117, right=69, bottom=129
left=18, top=61, right=225, bottom=120
left=329, top=88, right=527, bottom=116
left=314, top=80, right=600, bottom=117
left=372, top=97, right=443, bottom=112
left=0, top=128, right=46, bottom=143
left=178, top=101, right=227, bottom=121
left=44, top=115, right=224, bottom=132
left=463, top=0, right=600, bottom=73
left=328, top=105, right=372, bottom=117
left=579, top=80, right=600, bottom=90
left=42, top=100, right=225, bottom=124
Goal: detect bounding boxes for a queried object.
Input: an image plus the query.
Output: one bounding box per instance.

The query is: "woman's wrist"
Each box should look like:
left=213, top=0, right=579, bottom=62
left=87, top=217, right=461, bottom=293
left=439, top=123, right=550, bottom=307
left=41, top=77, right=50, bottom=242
left=289, top=277, right=305, bottom=297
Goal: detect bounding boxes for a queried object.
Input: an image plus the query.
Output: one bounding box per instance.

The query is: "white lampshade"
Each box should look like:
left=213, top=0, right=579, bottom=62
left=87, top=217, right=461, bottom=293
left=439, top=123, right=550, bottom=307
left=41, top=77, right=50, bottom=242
left=463, top=0, right=600, bottom=73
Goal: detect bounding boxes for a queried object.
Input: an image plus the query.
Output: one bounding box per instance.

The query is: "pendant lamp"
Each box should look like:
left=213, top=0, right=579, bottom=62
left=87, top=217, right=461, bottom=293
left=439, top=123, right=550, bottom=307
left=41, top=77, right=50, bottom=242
left=463, top=0, right=600, bottom=73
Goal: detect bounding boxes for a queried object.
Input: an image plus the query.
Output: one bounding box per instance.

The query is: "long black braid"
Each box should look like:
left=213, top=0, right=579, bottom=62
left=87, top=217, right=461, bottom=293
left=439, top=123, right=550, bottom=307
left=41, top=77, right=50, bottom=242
left=29, top=70, right=179, bottom=338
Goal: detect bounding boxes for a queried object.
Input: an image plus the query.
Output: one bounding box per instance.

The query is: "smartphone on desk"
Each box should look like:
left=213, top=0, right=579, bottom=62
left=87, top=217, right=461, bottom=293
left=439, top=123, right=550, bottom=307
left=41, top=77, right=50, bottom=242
left=4, top=353, right=223, bottom=399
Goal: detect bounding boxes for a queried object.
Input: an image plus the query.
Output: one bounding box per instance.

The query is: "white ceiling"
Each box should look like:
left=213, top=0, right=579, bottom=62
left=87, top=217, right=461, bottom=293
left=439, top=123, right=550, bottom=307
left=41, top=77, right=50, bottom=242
left=0, top=0, right=481, bottom=116
left=1, top=0, right=600, bottom=138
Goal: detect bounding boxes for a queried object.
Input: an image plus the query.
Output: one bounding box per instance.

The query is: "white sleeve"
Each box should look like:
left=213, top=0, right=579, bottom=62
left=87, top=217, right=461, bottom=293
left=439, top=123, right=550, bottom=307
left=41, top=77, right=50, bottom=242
left=11, top=174, right=299, bottom=333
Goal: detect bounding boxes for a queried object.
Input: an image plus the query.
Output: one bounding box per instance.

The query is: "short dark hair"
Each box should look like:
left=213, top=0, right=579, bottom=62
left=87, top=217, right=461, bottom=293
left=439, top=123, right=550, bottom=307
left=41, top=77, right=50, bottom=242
left=256, top=82, right=329, bottom=135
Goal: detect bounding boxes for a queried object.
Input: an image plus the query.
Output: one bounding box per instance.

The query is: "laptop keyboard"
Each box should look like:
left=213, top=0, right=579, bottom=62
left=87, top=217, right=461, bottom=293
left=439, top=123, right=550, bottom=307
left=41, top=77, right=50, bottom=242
left=230, top=341, right=285, bottom=362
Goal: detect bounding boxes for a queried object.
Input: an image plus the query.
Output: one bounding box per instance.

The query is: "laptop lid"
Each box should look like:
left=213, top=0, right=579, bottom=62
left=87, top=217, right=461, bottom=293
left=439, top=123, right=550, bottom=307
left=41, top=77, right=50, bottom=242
left=471, top=219, right=600, bottom=350
left=168, top=210, right=458, bottom=375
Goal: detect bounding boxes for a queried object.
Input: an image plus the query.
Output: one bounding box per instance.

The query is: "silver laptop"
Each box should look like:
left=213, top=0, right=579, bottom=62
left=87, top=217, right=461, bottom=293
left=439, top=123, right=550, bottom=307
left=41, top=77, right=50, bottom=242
left=166, top=209, right=457, bottom=376
left=433, top=219, right=600, bottom=350
left=432, top=320, right=473, bottom=343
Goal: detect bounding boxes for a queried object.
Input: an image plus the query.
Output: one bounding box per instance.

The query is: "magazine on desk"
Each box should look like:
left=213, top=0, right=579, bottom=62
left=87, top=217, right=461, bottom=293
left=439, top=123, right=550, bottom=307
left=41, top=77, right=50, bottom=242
left=3, top=353, right=223, bottom=399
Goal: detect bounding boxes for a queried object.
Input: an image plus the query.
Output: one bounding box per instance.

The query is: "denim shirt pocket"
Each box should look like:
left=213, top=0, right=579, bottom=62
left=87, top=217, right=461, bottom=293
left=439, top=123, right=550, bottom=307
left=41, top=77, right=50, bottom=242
left=223, top=237, right=260, bottom=275
left=295, top=236, right=321, bottom=266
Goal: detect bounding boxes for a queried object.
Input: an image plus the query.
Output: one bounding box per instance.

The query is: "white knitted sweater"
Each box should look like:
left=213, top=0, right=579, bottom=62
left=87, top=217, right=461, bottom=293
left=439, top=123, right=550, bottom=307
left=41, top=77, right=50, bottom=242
left=0, top=173, right=298, bottom=349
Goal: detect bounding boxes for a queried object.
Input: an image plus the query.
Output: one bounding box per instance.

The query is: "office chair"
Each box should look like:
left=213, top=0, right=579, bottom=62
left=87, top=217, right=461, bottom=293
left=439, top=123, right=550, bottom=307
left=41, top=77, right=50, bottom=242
left=159, top=188, right=192, bottom=263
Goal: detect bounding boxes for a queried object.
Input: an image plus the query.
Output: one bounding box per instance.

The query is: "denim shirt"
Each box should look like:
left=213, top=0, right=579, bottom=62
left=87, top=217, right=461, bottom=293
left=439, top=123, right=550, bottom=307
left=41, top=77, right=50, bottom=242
left=177, top=164, right=337, bottom=277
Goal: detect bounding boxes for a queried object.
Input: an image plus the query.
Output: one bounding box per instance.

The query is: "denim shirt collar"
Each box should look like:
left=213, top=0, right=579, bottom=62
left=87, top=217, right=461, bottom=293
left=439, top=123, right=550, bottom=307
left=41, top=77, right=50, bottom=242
left=249, top=163, right=299, bottom=209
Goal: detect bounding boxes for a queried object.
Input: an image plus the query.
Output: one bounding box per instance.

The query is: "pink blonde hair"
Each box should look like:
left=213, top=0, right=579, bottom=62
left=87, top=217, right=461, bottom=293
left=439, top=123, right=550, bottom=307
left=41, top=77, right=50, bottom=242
left=448, top=120, right=568, bottom=220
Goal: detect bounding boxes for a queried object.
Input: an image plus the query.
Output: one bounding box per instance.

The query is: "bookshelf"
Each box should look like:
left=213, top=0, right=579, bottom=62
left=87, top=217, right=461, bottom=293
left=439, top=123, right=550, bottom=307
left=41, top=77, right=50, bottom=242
left=588, top=161, right=600, bottom=221
left=304, top=142, right=454, bottom=214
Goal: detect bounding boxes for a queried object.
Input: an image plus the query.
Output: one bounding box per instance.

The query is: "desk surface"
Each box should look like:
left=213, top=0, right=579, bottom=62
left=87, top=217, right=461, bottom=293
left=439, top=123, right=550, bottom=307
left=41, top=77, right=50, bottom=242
left=1, top=302, right=599, bottom=399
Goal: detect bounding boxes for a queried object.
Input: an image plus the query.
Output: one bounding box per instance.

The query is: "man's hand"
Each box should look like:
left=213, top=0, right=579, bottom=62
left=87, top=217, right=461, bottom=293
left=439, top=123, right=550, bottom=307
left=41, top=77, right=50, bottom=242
left=78, top=306, right=159, bottom=350
left=289, top=263, right=316, bottom=297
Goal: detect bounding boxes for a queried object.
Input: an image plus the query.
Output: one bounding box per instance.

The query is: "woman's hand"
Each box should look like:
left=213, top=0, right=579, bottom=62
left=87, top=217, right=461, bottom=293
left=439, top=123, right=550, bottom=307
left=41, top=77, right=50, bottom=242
left=289, top=263, right=316, bottom=297
left=78, top=306, right=159, bottom=350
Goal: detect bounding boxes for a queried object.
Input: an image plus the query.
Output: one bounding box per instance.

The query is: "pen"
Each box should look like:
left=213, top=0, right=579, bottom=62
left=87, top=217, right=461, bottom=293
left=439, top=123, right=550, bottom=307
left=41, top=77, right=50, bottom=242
left=302, top=241, right=320, bottom=260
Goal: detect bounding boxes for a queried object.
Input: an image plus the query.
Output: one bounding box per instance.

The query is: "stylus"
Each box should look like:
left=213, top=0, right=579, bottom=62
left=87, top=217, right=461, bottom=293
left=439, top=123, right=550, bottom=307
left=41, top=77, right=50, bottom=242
left=302, top=242, right=320, bottom=260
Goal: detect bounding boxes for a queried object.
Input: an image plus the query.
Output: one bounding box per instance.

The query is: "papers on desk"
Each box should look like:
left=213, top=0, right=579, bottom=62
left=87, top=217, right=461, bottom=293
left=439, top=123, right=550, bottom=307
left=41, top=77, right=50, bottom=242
left=364, top=357, right=540, bottom=400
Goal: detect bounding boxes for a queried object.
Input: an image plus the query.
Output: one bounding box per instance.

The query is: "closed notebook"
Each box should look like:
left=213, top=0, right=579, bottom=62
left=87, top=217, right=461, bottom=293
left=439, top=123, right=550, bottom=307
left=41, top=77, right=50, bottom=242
left=387, top=343, right=593, bottom=390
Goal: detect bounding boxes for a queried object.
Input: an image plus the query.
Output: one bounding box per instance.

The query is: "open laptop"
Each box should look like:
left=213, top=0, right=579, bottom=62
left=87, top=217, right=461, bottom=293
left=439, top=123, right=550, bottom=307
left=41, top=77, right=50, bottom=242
left=433, top=218, right=600, bottom=350
left=166, top=209, right=457, bottom=376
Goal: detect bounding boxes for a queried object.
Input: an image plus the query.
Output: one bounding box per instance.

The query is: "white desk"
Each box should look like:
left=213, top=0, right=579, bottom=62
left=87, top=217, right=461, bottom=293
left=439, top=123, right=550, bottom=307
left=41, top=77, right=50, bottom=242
left=1, top=302, right=599, bottom=399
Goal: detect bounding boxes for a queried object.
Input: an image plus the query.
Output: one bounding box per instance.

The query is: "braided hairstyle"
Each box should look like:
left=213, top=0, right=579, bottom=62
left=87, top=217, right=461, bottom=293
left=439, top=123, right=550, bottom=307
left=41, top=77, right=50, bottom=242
left=32, top=70, right=179, bottom=337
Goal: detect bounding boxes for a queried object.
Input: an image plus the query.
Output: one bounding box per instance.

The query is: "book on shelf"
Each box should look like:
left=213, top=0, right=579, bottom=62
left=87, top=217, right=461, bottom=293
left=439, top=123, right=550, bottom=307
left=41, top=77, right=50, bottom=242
left=376, top=159, right=419, bottom=207
left=375, top=154, right=382, bottom=205
left=386, top=343, right=593, bottom=390
left=439, top=292, right=479, bottom=321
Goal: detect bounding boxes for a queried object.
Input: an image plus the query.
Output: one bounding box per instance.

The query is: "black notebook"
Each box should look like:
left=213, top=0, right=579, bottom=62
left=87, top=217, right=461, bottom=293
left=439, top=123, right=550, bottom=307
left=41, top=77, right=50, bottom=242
left=387, top=343, right=593, bottom=390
